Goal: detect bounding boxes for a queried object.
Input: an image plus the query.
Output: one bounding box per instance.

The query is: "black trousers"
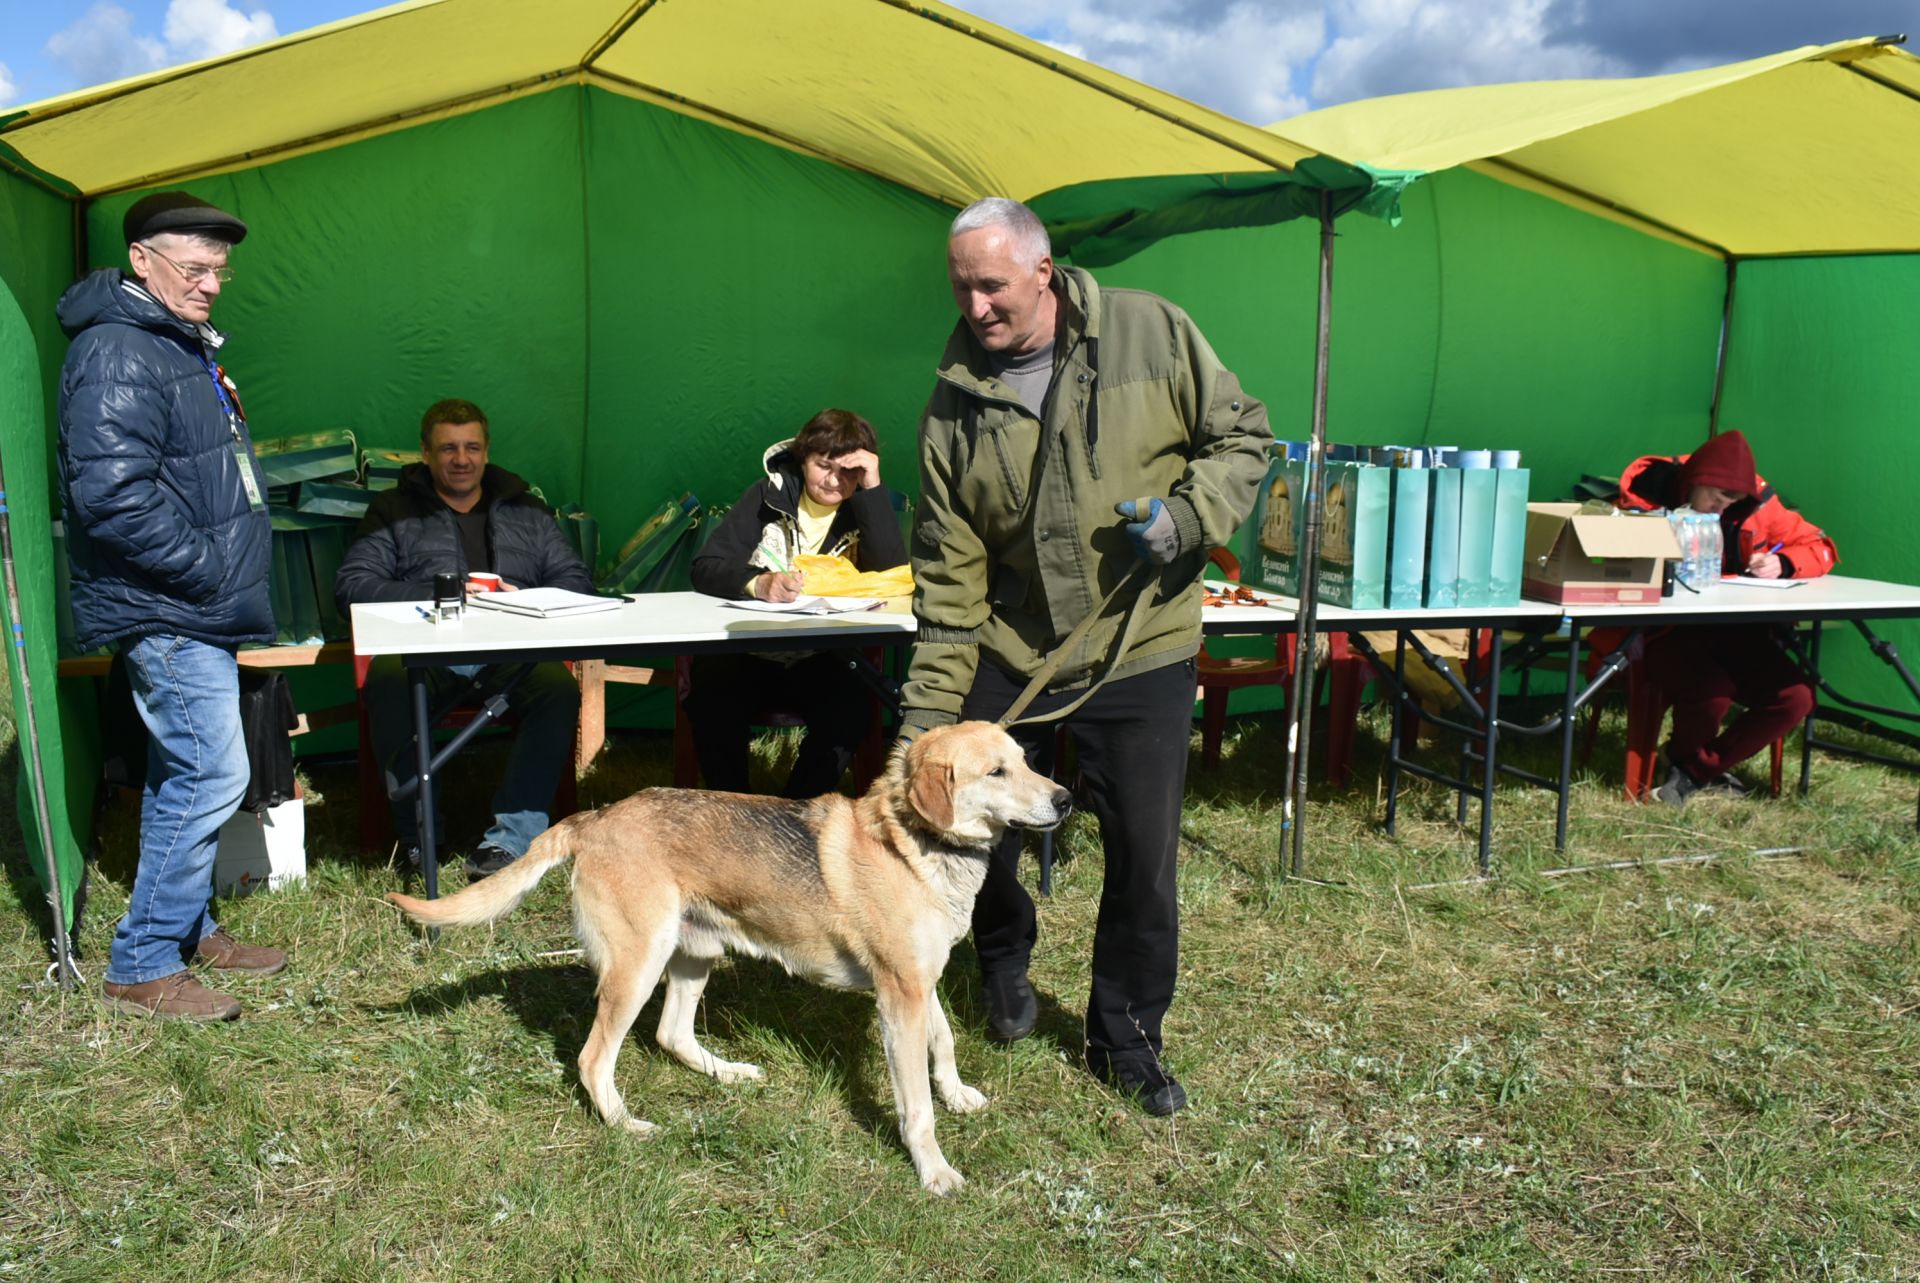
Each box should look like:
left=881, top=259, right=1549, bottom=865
left=962, top=656, right=1195, bottom=1064
left=683, top=652, right=875, bottom=798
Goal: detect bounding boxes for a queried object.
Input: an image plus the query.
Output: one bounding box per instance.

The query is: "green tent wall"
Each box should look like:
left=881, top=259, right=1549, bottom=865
left=1, top=163, right=88, bottom=924
left=1719, top=255, right=1920, bottom=720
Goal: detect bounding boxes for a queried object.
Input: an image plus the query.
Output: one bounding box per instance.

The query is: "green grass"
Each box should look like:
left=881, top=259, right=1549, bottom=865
left=3, top=681, right=1919, bottom=1281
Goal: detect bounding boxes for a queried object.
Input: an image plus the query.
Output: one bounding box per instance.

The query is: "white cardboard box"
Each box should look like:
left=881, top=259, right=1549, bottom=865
left=214, top=791, right=307, bottom=895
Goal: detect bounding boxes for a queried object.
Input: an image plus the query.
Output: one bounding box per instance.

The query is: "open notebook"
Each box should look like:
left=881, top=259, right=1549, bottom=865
left=468, top=587, right=622, bottom=618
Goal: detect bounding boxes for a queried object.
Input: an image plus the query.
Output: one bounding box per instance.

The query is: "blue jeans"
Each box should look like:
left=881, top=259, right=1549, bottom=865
left=364, top=659, right=579, bottom=857
left=107, top=636, right=250, bottom=985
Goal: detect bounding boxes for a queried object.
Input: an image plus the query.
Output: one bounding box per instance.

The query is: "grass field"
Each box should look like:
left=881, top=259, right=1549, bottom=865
left=3, top=681, right=1918, bottom=1282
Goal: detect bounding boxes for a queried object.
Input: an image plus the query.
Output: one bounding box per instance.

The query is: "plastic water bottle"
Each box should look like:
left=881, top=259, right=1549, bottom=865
left=1668, top=507, right=1698, bottom=586
left=1701, top=514, right=1724, bottom=583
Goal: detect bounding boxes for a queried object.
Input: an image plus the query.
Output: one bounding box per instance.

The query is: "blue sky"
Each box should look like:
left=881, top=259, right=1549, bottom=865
left=3, top=1, right=1915, bottom=123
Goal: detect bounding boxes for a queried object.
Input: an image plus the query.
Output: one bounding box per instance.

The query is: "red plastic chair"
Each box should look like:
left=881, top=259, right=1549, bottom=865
left=1197, top=548, right=1368, bottom=785
left=354, top=654, right=579, bottom=853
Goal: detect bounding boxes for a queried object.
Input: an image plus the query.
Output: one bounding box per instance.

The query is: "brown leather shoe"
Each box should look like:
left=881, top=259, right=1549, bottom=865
left=103, top=971, right=242, bottom=1021
left=193, top=927, right=289, bottom=976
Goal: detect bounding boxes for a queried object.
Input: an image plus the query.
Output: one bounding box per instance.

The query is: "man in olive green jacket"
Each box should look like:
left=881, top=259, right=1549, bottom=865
left=901, top=197, right=1271, bottom=1115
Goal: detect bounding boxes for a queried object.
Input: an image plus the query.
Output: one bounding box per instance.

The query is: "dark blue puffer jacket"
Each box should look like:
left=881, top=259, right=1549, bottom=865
left=57, top=269, right=273, bottom=652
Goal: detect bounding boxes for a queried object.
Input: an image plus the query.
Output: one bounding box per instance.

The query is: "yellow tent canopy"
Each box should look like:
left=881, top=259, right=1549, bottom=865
left=0, top=0, right=1315, bottom=205
left=1272, top=37, right=1920, bottom=258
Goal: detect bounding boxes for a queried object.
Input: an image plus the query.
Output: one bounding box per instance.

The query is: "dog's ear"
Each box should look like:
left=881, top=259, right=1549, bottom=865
left=908, top=753, right=958, bottom=833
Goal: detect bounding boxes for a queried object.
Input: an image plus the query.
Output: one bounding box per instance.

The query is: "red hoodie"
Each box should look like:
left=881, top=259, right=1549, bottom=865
left=1616, top=431, right=1837, bottom=579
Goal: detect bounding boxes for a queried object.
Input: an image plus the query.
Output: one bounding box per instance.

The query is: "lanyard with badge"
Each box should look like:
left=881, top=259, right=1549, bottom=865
left=203, top=353, right=264, bottom=510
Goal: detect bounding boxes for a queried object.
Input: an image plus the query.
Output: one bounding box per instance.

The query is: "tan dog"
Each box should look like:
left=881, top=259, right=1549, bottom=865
left=387, top=720, right=1070, bottom=1195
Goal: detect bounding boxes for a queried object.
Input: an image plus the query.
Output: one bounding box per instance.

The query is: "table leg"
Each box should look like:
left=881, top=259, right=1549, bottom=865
left=1555, top=627, right=1582, bottom=853
left=411, top=666, right=438, bottom=904
left=1383, top=631, right=1408, bottom=836
left=1800, top=624, right=1821, bottom=798
left=1457, top=628, right=1478, bottom=827
left=576, top=658, right=607, bottom=772
left=1478, top=629, right=1504, bottom=878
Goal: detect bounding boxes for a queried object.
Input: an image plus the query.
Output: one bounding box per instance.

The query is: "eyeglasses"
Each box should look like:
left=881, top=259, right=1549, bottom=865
left=140, top=243, right=234, bottom=284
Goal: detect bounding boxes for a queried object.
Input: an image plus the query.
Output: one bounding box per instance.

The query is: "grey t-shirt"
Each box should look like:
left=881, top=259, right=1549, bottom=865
left=991, top=339, right=1056, bottom=418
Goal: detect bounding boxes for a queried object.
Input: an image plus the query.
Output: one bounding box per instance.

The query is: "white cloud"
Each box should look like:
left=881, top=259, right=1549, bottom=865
left=45, top=4, right=168, bottom=86
left=953, top=1, right=1325, bottom=124
left=1311, top=0, right=1627, bottom=109
left=44, top=1, right=278, bottom=89
left=0, top=62, right=17, bottom=108
left=164, top=0, right=280, bottom=63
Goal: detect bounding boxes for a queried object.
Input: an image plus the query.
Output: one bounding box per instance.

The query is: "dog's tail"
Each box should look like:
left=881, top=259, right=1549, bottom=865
left=385, top=821, right=576, bottom=929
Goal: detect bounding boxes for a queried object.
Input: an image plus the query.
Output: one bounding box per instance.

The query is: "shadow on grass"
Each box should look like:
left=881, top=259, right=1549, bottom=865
left=381, top=950, right=902, bottom=1149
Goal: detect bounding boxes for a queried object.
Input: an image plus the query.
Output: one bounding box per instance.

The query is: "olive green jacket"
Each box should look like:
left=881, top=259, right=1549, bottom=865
left=901, top=267, right=1272, bottom=733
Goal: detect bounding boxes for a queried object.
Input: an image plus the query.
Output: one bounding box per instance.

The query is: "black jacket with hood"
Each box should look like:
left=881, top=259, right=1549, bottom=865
left=334, top=461, right=593, bottom=609
left=690, top=438, right=906, bottom=599
left=57, top=268, right=274, bottom=653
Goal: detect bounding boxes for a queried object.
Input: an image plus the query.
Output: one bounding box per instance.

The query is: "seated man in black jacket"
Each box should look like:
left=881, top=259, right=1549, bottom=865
left=685, top=408, right=906, bottom=797
left=336, top=399, right=593, bottom=878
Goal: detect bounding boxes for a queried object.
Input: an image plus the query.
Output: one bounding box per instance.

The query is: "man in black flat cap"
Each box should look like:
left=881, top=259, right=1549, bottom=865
left=58, top=190, right=288, bottom=1021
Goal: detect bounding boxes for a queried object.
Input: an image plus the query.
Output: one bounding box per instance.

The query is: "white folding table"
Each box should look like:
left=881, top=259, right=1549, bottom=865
left=350, top=594, right=919, bottom=899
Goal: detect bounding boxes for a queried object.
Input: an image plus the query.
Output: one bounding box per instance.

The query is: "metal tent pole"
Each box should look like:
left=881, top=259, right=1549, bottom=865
left=0, top=444, right=78, bottom=988
left=1283, top=191, right=1337, bottom=880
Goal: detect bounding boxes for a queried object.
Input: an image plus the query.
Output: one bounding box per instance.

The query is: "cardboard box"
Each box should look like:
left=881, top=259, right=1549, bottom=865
left=1521, top=504, right=1681, bottom=605
left=214, top=794, right=307, bottom=896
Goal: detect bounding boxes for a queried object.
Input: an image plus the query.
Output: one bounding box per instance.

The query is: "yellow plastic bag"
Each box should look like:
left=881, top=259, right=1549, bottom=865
left=793, top=554, right=914, bottom=599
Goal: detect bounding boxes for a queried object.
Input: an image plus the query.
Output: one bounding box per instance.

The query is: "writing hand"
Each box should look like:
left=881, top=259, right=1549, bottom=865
left=754, top=570, right=807, bottom=602
left=1745, top=553, right=1782, bottom=580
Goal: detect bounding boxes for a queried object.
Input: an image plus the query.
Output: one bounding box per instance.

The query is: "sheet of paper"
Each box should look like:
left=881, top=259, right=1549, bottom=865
left=723, top=596, right=883, bottom=615
left=1724, top=578, right=1807, bottom=590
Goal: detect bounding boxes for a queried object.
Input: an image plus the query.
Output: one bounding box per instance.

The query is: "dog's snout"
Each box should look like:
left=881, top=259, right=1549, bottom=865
left=1050, top=786, right=1074, bottom=817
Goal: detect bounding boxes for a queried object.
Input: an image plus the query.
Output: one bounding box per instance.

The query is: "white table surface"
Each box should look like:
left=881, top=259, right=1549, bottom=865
left=1202, top=574, right=1920, bottom=633
left=350, top=593, right=918, bottom=659
left=353, top=575, right=1920, bottom=663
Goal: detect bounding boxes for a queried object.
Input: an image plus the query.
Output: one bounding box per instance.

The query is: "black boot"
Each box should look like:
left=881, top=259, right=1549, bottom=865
left=982, top=970, right=1036, bottom=1043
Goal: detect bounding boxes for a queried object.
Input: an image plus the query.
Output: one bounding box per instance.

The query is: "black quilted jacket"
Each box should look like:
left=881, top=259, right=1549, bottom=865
left=334, top=462, right=594, bottom=610
left=56, top=269, right=273, bottom=652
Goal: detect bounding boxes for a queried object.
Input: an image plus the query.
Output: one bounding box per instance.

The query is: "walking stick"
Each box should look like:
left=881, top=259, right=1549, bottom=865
left=0, top=442, right=79, bottom=988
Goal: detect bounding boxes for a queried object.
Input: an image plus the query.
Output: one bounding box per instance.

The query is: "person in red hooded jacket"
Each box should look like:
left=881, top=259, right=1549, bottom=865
left=1615, top=429, right=1838, bottom=805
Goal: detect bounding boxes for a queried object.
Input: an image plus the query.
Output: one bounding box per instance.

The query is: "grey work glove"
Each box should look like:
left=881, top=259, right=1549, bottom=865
left=1115, top=497, right=1182, bottom=566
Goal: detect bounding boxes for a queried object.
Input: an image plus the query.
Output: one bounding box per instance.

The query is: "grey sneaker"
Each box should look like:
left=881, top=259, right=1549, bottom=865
left=1700, top=772, right=1752, bottom=799
left=464, top=845, right=516, bottom=880
left=1654, top=764, right=1702, bottom=807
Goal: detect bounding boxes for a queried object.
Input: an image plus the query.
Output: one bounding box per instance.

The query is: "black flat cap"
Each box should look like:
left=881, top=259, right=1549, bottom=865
left=123, top=191, right=248, bottom=246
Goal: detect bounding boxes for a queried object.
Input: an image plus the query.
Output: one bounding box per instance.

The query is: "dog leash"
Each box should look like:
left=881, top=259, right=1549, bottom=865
left=998, top=560, right=1154, bottom=728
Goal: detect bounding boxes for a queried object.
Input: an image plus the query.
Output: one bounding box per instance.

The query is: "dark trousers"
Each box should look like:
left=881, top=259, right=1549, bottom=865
left=364, top=656, right=579, bottom=856
left=962, top=656, right=1195, bottom=1065
left=1643, top=625, right=1814, bottom=781
left=683, top=652, right=876, bottom=798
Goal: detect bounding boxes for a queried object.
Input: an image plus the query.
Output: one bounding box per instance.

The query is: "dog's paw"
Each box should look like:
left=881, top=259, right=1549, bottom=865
left=619, top=1117, right=658, bottom=1138
left=920, top=1163, right=966, bottom=1196
left=939, top=1081, right=989, bottom=1114
left=713, top=1059, right=764, bottom=1085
